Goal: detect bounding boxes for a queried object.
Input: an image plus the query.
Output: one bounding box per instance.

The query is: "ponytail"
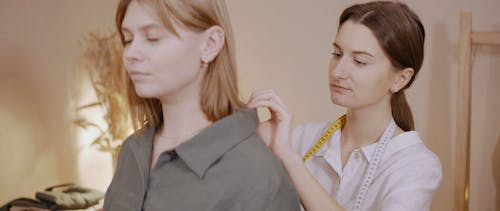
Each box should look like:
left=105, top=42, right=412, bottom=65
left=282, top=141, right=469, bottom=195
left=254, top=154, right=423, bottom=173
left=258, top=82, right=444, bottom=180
left=390, top=90, right=414, bottom=131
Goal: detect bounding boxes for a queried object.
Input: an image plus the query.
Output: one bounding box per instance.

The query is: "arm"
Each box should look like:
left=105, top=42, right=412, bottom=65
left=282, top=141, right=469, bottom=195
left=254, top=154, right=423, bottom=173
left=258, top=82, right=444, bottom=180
left=247, top=90, right=344, bottom=211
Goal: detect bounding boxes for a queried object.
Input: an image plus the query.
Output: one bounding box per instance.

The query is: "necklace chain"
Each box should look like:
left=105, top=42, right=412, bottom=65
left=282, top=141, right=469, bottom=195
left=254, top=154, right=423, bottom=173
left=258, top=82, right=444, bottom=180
left=158, top=128, right=204, bottom=140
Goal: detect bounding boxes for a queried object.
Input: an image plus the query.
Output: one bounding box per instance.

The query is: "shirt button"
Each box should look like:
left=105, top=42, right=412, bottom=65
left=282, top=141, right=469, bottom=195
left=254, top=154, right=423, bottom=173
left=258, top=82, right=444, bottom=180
left=353, top=152, right=360, bottom=159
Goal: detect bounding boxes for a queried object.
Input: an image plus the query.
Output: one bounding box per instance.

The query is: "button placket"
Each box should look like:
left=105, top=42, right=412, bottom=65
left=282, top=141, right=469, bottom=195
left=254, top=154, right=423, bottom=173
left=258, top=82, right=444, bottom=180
left=352, top=119, right=396, bottom=211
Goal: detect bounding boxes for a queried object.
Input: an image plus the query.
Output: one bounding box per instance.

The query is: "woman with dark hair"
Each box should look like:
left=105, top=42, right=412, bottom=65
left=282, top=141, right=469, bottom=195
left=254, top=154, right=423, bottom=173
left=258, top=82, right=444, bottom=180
left=248, top=1, right=442, bottom=210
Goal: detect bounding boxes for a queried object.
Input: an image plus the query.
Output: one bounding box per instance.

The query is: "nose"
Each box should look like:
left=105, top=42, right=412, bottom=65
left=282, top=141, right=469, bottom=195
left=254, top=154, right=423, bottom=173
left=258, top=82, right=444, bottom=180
left=329, top=56, right=348, bottom=80
left=123, top=39, right=144, bottom=67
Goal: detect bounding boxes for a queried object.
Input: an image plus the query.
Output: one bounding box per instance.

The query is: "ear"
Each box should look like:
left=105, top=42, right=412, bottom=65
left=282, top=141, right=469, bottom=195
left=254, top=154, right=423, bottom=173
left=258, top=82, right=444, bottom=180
left=391, top=67, right=414, bottom=93
left=200, top=25, right=225, bottom=63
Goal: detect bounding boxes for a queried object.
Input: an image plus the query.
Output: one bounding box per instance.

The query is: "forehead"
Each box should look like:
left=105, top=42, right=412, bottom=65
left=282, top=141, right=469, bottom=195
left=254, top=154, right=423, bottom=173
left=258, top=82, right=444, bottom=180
left=335, top=21, right=384, bottom=56
left=121, top=1, right=163, bottom=30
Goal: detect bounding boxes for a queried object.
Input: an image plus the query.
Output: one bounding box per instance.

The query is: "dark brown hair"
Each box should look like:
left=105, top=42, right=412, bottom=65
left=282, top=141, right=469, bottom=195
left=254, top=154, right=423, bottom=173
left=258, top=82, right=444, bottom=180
left=339, top=1, right=425, bottom=131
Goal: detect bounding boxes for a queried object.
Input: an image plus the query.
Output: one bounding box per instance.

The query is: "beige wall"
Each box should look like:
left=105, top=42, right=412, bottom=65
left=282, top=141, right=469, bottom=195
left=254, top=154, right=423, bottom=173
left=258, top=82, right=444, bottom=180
left=0, top=0, right=117, bottom=204
left=1, top=1, right=499, bottom=210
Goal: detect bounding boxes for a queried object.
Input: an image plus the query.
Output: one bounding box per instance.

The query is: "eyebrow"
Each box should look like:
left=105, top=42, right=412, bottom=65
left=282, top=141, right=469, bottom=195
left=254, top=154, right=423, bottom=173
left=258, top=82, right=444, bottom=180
left=332, top=42, right=375, bottom=58
left=121, top=23, right=163, bottom=34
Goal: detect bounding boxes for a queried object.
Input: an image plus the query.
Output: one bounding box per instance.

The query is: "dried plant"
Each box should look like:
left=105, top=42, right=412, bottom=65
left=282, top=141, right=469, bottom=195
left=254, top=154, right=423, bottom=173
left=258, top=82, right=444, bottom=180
left=73, top=31, right=131, bottom=164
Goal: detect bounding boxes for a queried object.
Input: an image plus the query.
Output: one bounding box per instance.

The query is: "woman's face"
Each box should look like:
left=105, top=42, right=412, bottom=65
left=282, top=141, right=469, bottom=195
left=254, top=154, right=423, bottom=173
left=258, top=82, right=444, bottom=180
left=121, top=1, right=205, bottom=100
left=329, top=20, right=399, bottom=109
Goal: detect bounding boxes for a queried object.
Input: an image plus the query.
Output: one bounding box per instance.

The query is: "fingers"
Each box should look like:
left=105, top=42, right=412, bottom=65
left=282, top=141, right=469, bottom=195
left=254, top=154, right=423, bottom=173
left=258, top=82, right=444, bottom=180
left=257, top=121, right=273, bottom=147
left=246, top=90, right=291, bottom=121
left=247, top=89, right=288, bottom=111
left=247, top=90, right=294, bottom=158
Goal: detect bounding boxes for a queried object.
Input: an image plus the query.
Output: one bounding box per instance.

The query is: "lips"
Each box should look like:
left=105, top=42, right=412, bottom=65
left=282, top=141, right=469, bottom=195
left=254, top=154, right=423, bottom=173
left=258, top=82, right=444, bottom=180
left=128, top=71, right=151, bottom=81
left=330, top=83, right=351, bottom=92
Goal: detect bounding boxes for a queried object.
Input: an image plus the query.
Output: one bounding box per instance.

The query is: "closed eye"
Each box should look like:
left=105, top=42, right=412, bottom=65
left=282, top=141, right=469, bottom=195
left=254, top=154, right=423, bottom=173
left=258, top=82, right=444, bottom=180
left=147, top=37, right=160, bottom=42
left=331, top=51, right=342, bottom=59
left=353, top=59, right=367, bottom=66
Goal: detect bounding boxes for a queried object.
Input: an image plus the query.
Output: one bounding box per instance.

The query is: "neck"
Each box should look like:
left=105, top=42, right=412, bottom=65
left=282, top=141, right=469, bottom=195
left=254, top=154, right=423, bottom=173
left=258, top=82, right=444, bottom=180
left=158, top=69, right=211, bottom=141
left=158, top=94, right=211, bottom=145
left=341, top=99, right=393, bottom=150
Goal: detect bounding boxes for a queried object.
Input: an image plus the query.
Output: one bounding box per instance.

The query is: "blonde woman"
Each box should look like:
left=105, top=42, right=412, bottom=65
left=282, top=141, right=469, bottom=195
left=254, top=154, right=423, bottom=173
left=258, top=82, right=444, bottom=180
left=248, top=1, right=442, bottom=211
left=103, top=0, right=300, bottom=210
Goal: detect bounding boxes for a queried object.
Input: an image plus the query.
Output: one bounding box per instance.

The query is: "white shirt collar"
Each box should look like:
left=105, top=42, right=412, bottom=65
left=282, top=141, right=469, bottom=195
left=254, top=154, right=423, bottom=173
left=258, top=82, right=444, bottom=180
left=361, top=131, right=423, bottom=163
left=313, top=130, right=423, bottom=164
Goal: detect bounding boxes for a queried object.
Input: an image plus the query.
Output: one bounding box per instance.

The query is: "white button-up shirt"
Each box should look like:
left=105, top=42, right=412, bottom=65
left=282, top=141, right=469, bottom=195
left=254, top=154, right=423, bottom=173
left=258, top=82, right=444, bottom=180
left=292, top=122, right=442, bottom=211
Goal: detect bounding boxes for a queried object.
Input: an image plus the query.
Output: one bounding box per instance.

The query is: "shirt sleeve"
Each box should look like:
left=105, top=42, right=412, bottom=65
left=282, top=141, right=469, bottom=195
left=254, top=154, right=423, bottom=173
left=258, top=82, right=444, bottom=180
left=377, top=148, right=443, bottom=211
left=103, top=140, right=130, bottom=210
left=103, top=137, right=144, bottom=211
left=291, top=124, right=306, bottom=154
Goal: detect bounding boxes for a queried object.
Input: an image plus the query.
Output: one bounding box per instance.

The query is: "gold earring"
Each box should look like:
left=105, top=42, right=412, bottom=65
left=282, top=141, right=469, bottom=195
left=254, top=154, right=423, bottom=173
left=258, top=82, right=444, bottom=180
left=201, top=59, right=209, bottom=64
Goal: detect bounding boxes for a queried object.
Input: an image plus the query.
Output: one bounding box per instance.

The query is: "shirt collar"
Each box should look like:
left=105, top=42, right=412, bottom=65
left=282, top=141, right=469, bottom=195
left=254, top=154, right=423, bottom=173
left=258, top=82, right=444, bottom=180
left=314, top=129, right=343, bottom=175
left=175, top=109, right=258, bottom=178
left=360, top=131, right=422, bottom=163
left=312, top=128, right=422, bottom=164
left=129, top=109, right=259, bottom=179
left=313, top=127, right=339, bottom=157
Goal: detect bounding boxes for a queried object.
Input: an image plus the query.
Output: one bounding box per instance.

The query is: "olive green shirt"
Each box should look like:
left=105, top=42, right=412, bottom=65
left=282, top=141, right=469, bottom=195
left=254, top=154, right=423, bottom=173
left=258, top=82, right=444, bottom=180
left=103, top=109, right=300, bottom=211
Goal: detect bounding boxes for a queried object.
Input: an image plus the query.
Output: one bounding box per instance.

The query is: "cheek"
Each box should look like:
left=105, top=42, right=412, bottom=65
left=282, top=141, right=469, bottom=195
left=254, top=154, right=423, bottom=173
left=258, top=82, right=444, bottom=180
left=352, top=71, right=391, bottom=97
left=152, top=43, right=199, bottom=74
left=152, top=47, right=203, bottom=93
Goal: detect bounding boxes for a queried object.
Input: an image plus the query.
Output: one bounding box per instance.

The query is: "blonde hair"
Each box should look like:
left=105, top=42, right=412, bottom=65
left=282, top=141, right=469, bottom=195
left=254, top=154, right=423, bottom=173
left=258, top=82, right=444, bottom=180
left=116, top=0, right=243, bottom=130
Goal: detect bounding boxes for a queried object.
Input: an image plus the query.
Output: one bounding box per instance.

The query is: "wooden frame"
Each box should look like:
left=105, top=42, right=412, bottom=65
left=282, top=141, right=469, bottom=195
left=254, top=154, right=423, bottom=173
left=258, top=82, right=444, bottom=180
left=454, top=12, right=500, bottom=211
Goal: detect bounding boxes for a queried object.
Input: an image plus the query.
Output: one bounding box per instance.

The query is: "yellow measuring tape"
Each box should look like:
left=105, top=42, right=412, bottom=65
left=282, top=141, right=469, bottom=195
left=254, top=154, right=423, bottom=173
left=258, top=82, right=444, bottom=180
left=302, top=115, right=346, bottom=162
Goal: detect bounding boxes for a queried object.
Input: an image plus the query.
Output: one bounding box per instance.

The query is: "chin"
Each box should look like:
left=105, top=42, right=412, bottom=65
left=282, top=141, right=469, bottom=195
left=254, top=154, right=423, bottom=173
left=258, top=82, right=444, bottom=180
left=330, top=93, right=352, bottom=108
left=133, top=85, right=162, bottom=99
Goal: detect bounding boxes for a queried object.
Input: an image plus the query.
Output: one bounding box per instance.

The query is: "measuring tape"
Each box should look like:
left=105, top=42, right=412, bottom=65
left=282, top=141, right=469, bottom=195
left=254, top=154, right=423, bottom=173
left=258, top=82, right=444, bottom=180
left=302, top=115, right=396, bottom=211
left=302, top=115, right=346, bottom=162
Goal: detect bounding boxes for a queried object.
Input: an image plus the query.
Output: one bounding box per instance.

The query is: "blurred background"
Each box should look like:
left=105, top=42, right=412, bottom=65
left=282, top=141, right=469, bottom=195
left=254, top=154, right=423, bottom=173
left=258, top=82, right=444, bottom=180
left=0, top=1, right=498, bottom=210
